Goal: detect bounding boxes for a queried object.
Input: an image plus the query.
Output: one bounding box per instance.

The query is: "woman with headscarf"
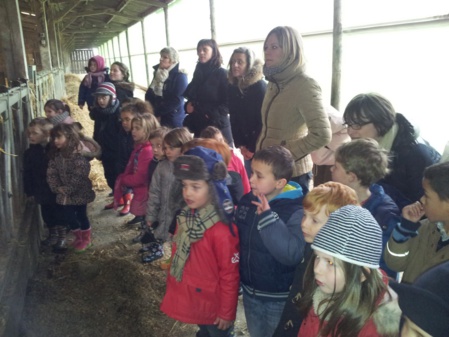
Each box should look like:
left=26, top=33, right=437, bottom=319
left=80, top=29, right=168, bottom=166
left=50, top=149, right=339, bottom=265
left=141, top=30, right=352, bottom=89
left=145, top=47, right=188, bottom=128
left=257, top=26, right=332, bottom=193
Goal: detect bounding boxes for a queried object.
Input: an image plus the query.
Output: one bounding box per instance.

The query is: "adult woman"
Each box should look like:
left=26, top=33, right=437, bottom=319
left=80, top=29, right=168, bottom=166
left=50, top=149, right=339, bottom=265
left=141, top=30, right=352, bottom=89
left=343, top=92, right=441, bottom=209
left=227, top=47, right=266, bottom=176
left=183, top=39, right=233, bottom=144
left=110, top=61, right=134, bottom=105
left=257, top=26, right=331, bottom=193
left=145, top=47, right=188, bottom=128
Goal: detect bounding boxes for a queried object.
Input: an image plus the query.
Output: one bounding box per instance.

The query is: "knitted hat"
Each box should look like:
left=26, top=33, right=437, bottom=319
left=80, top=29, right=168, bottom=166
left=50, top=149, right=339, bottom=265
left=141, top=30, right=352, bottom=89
left=93, top=82, right=117, bottom=104
left=390, top=262, right=449, bottom=337
left=312, top=205, right=382, bottom=268
left=173, top=146, right=234, bottom=223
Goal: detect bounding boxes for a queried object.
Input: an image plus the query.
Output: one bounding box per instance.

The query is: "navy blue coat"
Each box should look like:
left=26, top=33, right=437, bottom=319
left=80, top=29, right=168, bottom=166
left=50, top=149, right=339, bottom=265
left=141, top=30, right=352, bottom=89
left=235, top=183, right=305, bottom=301
left=228, top=80, right=266, bottom=153
left=363, top=184, right=401, bottom=279
left=145, top=64, right=188, bottom=128
left=23, top=144, right=56, bottom=205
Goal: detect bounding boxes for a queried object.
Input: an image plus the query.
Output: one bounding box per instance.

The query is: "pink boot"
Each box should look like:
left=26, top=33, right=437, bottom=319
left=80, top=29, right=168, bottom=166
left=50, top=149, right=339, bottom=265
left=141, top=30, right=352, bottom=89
left=69, top=229, right=82, bottom=249
left=74, top=228, right=92, bottom=253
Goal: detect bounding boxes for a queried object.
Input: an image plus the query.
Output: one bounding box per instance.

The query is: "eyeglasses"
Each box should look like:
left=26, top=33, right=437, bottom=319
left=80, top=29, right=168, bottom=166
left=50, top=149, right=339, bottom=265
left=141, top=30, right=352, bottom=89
left=343, top=121, right=371, bottom=130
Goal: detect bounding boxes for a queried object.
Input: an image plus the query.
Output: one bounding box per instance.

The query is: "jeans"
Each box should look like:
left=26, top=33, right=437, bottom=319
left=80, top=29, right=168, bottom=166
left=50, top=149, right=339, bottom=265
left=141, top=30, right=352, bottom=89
left=242, top=293, right=286, bottom=337
left=63, top=204, right=90, bottom=231
left=196, top=324, right=234, bottom=337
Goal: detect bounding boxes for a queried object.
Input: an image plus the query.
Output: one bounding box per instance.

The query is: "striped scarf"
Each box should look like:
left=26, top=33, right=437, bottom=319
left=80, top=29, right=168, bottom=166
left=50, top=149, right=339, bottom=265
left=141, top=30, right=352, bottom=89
left=170, top=203, right=220, bottom=281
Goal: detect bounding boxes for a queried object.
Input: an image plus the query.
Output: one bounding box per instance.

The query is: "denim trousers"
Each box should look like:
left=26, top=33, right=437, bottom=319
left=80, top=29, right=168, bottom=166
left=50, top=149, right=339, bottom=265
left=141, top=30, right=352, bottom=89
left=242, top=293, right=286, bottom=337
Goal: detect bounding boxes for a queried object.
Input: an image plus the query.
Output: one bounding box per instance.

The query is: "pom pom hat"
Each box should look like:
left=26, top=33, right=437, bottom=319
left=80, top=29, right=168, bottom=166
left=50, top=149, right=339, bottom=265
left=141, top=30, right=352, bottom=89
left=390, top=262, right=449, bottom=337
left=93, top=82, right=117, bottom=104
left=173, top=146, right=234, bottom=224
left=312, top=205, right=383, bottom=269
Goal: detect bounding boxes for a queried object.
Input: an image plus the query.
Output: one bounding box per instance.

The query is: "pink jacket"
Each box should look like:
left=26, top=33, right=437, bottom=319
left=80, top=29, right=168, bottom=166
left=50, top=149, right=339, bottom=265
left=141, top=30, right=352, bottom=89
left=114, top=141, right=153, bottom=216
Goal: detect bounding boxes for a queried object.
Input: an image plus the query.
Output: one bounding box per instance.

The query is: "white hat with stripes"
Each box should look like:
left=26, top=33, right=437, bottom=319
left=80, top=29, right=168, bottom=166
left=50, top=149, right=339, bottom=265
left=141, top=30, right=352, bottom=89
left=311, top=205, right=382, bottom=269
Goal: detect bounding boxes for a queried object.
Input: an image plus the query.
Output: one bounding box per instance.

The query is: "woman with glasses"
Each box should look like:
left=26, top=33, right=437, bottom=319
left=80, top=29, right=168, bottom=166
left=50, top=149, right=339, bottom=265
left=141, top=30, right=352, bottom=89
left=343, top=92, right=440, bottom=209
left=256, top=26, right=332, bottom=194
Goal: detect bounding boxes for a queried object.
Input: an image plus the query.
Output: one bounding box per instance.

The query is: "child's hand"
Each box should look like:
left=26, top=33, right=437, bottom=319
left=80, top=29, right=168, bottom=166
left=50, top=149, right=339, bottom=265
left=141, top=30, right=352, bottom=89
left=402, top=201, right=425, bottom=222
left=251, top=193, right=270, bottom=214
left=214, top=317, right=233, bottom=330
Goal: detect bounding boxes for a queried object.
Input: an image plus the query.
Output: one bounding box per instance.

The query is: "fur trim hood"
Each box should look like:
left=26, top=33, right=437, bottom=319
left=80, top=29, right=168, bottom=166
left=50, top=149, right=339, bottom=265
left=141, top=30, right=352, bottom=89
left=372, top=286, right=401, bottom=337
left=113, top=80, right=135, bottom=92
left=228, top=59, right=264, bottom=91
left=79, top=136, right=102, bottom=160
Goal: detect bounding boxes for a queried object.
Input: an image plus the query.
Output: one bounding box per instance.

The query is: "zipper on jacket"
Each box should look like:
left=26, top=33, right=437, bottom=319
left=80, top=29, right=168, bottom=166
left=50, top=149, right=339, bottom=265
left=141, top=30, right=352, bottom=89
left=247, top=210, right=258, bottom=292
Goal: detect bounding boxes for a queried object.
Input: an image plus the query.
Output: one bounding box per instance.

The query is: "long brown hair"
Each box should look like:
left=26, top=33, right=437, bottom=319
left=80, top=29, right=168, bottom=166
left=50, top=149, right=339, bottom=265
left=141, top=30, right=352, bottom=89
left=49, top=124, right=81, bottom=158
left=300, top=256, right=387, bottom=337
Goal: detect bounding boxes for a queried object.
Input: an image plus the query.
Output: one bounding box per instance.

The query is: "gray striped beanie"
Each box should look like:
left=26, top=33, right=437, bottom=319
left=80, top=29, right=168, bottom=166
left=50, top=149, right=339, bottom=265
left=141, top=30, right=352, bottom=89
left=311, top=205, right=382, bottom=269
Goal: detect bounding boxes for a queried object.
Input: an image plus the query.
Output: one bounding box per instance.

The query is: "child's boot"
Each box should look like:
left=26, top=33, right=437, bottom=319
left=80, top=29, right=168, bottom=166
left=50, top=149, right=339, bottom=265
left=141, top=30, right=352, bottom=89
left=104, top=197, right=123, bottom=210
left=69, top=229, right=82, bottom=249
left=119, top=193, right=133, bottom=216
left=74, top=228, right=92, bottom=253
left=41, top=227, right=58, bottom=246
left=53, top=226, right=68, bottom=253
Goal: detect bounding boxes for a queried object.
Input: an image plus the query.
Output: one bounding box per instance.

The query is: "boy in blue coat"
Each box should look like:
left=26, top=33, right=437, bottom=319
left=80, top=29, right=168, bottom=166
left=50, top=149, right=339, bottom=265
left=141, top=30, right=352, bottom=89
left=235, top=145, right=305, bottom=337
left=331, top=138, right=401, bottom=279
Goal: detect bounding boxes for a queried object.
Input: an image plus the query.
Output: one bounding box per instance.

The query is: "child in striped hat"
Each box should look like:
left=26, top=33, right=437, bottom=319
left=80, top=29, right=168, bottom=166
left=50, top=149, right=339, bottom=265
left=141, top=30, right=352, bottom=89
left=298, top=205, right=401, bottom=337
left=90, top=82, right=121, bottom=196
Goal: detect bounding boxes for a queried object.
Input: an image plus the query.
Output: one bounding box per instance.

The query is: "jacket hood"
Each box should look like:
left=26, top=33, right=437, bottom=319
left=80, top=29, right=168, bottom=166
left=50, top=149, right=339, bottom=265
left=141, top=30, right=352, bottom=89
left=113, top=80, right=135, bottom=92
left=228, top=59, right=264, bottom=91
left=79, top=136, right=102, bottom=159
left=90, top=55, right=105, bottom=71
left=372, top=286, right=402, bottom=337
left=271, top=181, right=303, bottom=202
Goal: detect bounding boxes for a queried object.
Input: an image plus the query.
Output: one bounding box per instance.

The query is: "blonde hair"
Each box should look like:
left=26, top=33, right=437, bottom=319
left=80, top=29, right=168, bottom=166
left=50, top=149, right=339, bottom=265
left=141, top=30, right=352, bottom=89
left=264, top=26, right=306, bottom=72
left=131, top=113, right=160, bottom=141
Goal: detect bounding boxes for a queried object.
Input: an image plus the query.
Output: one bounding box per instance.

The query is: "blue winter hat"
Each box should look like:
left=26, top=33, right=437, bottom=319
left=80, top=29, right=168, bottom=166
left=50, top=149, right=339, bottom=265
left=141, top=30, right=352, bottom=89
left=390, top=261, right=449, bottom=337
left=174, top=146, right=234, bottom=223
left=312, top=205, right=383, bottom=269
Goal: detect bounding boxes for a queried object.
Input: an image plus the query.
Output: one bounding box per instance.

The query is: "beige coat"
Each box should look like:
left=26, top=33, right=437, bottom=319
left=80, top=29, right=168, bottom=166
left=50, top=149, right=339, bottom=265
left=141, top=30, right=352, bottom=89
left=384, top=218, right=449, bottom=283
left=257, top=64, right=331, bottom=177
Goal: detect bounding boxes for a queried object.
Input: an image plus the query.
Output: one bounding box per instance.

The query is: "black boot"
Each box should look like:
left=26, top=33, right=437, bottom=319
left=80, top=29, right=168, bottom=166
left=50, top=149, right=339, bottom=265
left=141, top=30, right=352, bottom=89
left=41, top=227, right=58, bottom=246
left=53, top=226, right=68, bottom=254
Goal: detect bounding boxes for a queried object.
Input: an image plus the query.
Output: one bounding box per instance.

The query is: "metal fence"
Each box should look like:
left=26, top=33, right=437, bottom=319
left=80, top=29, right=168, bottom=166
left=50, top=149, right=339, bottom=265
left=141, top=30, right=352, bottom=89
left=0, top=68, right=65, bottom=247
left=71, top=49, right=94, bottom=74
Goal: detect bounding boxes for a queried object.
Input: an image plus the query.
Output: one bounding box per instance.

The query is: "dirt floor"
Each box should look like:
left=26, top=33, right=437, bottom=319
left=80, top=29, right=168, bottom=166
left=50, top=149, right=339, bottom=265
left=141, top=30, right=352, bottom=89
left=18, top=75, right=249, bottom=337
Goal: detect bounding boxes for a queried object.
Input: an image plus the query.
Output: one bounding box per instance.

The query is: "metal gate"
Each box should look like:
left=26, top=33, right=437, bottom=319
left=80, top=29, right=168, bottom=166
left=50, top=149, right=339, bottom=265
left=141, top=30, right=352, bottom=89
left=71, top=49, right=94, bottom=74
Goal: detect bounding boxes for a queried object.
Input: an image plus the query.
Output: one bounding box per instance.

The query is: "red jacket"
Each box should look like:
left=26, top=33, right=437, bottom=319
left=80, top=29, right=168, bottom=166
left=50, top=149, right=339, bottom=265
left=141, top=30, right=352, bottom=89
left=228, top=150, right=250, bottom=194
left=114, top=141, right=153, bottom=215
left=298, top=274, right=400, bottom=337
left=160, top=220, right=240, bottom=325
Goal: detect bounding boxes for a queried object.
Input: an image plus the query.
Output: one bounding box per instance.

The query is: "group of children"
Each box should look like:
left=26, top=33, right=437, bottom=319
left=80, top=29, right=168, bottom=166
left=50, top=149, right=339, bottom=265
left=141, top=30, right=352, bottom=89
left=23, top=55, right=449, bottom=337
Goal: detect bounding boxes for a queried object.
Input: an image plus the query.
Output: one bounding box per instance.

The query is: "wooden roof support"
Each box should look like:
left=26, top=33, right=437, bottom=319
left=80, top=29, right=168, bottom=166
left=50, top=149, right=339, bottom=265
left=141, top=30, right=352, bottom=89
left=330, top=0, right=342, bottom=110
left=0, top=0, right=28, bottom=80
left=56, top=0, right=82, bottom=23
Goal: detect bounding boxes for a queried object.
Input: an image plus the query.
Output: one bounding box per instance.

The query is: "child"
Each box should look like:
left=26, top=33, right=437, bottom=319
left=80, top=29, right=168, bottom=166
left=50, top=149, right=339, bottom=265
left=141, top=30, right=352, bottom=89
left=90, top=82, right=121, bottom=198
left=132, top=126, right=170, bottom=245
left=235, top=145, right=305, bottom=337
left=113, top=114, right=159, bottom=226
left=384, top=161, right=449, bottom=283
left=47, top=124, right=100, bottom=253
left=160, top=146, right=239, bottom=337
left=273, top=182, right=358, bottom=337
left=78, top=55, right=109, bottom=111
left=105, top=99, right=155, bottom=213
left=390, top=261, right=449, bottom=337
left=110, top=61, right=134, bottom=105
left=201, top=126, right=251, bottom=195
left=182, top=137, right=244, bottom=204
left=23, top=118, right=66, bottom=251
left=44, top=99, right=75, bottom=125
left=298, top=205, right=401, bottom=337
left=331, top=138, right=401, bottom=279
left=143, top=127, right=193, bottom=263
